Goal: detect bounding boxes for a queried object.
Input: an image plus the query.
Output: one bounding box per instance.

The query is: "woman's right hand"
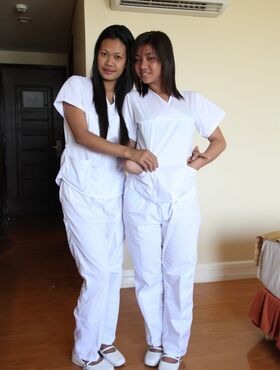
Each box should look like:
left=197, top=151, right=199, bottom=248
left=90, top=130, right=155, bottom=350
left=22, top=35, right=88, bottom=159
left=128, top=148, right=158, bottom=172
left=123, top=160, right=143, bottom=175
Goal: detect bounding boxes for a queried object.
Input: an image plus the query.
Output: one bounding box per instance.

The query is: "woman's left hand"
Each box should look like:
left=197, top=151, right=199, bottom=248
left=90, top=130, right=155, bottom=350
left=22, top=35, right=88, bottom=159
left=187, top=146, right=210, bottom=170
left=187, top=127, right=227, bottom=170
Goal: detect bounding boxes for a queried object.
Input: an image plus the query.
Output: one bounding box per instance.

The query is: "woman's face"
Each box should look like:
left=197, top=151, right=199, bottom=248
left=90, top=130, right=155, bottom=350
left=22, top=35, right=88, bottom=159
left=134, top=44, right=162, bottom=89
left=97, top=38, right=127, bottom=83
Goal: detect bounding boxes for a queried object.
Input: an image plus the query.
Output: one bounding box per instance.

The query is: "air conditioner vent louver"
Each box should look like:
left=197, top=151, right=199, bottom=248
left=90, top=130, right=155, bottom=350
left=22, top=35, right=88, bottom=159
left=111, top=0, right=228, bottom=17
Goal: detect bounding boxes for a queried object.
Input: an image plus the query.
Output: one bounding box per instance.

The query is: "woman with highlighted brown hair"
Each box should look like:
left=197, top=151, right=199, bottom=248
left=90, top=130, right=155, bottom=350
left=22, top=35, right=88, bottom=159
left=123, top=31, right=226, bottom=370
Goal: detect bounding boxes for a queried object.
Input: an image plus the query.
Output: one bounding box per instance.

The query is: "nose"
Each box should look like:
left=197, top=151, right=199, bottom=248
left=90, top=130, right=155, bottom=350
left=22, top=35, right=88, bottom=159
left=105, top=54, right=114, bottom=65
left=139, top=58, right=148, bottom=70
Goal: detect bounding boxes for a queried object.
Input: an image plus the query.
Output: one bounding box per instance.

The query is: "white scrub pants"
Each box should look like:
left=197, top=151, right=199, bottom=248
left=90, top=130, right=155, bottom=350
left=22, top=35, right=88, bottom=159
left=59, top=182, right=124, bottom=361
left=123, top=187, right=201, bottom=358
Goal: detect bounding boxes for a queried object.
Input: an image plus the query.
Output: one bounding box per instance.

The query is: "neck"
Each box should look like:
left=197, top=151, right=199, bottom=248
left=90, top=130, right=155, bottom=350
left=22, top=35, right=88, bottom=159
left=149, top=84, right=169, bottom=102
left=104, top=80, right=116, bottom=104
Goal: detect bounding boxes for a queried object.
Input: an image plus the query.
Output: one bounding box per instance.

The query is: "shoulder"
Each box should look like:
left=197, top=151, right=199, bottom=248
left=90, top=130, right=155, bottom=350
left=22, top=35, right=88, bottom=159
left=127, top=90, right=141, bottom=99
left=62, top=76, right=93, bottom=107
left=66, top=75, right=92, bottom=89
left=124, top=89, right=141, bottom=104
left=180, top=90, right=212, bottom=107
left=62, top=75, right=92, bottom=93
left=180, top=90, right=199, bottom=100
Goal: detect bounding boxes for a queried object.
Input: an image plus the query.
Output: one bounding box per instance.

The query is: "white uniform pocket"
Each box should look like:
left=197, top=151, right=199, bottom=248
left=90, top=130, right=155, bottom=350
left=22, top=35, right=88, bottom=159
left=60, top=156, right=91, bottom=193
left=156, top=164, right=197, bottom=201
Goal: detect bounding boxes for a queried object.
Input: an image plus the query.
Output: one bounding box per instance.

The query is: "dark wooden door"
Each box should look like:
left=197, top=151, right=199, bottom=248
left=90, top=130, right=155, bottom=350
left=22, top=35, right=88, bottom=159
left=0, top=64, right=66, bottom=216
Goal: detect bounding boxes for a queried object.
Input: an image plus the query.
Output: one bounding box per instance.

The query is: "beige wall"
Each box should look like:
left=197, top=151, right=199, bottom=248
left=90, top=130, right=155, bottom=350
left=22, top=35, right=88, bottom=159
left=72, top=0, right=86, bottom=75
left=83, top=0, right=280, bottom=268
left=0, top=50, right=67, bottom=65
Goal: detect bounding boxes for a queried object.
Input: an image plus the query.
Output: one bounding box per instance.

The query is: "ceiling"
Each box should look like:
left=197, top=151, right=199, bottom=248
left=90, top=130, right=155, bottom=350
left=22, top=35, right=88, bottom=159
left=0, top=0, right=76, bottom=53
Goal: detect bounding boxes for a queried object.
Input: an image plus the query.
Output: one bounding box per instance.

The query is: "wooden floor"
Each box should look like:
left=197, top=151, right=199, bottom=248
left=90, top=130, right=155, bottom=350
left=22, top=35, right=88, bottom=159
left=0, top=216, right=279, bottom=370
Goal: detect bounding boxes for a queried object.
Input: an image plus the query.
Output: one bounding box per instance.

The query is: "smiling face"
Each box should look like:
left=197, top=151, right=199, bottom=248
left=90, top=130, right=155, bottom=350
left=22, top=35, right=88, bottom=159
left=97, top=38, right=127, bottom=84
left=134, top=44, right=162, bottom=92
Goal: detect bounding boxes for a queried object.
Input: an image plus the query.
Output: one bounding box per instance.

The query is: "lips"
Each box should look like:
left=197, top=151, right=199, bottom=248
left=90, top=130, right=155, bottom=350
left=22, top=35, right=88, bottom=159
left=103, top=68, right=116, bottom=74
left=140, top=73, right=150, bottom=80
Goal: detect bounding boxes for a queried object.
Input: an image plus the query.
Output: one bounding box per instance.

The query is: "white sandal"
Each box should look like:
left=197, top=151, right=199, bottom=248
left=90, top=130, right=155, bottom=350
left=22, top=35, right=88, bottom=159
left=144, top=346, right=163, bottom=367
left=72, top=353, right=113, bottom=370
left=99, top=345, right=126, bottom=367
left=158, top=354, right=181, bottom=370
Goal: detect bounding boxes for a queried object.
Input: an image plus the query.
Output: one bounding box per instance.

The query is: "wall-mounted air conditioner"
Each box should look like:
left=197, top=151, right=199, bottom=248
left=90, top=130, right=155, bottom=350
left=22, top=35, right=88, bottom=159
left=110, top=0, right=228, bottom=18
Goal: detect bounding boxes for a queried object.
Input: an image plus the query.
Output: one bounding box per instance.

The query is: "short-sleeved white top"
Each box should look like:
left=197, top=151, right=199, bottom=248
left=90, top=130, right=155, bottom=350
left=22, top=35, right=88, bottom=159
left=123, top=89, right=225, bottom=203
left=54, top=75, right=125, bottom=198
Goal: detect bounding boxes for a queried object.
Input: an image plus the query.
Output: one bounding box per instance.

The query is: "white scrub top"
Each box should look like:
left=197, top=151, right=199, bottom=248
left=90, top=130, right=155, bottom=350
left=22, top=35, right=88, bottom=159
left=54, top=75, right=125, bottom=198
left=123, top=89, right=225, bottom=203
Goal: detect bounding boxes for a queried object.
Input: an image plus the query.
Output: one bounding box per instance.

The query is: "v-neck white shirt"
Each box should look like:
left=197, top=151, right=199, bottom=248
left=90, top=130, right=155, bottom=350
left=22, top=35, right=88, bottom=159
left=54, top=75, right=125, bottom=198
left=123, top=89, right=225, bottom=203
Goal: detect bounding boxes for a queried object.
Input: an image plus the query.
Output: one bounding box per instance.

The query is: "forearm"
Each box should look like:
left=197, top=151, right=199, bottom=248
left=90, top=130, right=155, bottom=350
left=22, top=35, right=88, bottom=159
left=63, top=102, right=158, bottom=171
left=188, top=127, right=226, bottom=170
left=75, top=130, right=132, bottom=159
left=193, top=137, right=226, bottom=169
left=64, top=101, right=133, bottom=159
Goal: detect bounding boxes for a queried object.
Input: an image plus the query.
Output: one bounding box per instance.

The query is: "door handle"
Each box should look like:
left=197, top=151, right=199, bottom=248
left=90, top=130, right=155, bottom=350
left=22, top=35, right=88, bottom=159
left=52, top=139, right=62, bottom=157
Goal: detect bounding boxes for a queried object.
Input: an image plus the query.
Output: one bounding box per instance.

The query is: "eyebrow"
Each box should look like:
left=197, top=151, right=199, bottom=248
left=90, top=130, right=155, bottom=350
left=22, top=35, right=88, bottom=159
left=100, top=48, right=124, bottom=55
left=135, top=52, right=156, bottom=57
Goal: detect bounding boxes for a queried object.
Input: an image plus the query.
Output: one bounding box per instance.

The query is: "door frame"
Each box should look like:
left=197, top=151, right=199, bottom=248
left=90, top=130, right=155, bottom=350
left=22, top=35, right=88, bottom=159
left=0, top=65, right=7, bottom=220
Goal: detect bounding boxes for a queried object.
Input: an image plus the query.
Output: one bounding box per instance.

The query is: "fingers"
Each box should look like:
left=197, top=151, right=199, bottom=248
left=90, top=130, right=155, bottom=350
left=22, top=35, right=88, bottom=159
left=139, top=150, right=158, bottom=172
left=191, top=146, right=200, bottom=160
left=187, top=145, right=211, bottom=167
left=188, top=146, right=210, bottom=163
left=187, top=146, right=199, bottom=164
left=132, top=149, right=158, bottom=172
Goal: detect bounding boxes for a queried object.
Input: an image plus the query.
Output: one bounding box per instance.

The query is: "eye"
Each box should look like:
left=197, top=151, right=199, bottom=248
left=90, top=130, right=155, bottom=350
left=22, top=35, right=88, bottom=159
left=147, top=55, right=156, bottom=62
left=134, top=57, right=141, bottom=64
left=100, top=51, right=108, bottom=57
left=114, top=55, right=123, bottom=61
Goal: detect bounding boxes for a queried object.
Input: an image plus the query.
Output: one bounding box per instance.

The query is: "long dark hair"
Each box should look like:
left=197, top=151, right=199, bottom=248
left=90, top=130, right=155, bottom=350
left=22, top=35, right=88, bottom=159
left=91, top=25, right=134, bottom=145
left=132, top=31, right=183, bottom=99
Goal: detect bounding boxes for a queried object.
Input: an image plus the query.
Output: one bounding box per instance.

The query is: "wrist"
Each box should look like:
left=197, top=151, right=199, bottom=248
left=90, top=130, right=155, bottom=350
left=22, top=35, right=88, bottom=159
left=123, top=147, right=133, bottom=160
left=190, top=157, right=205, bottom=170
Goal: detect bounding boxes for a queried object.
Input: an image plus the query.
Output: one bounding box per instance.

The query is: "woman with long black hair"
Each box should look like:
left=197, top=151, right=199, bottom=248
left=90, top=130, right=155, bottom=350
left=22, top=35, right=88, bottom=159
left=54, top=25, right=158, bottom=370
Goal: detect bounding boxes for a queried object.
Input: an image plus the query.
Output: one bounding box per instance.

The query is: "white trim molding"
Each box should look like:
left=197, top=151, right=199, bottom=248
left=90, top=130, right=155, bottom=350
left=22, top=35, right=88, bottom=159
left=121, top=260, right=257, bottom=288
left=194, top=260, right=257, bottom=283
left=121, top=269, right=135, bottom=288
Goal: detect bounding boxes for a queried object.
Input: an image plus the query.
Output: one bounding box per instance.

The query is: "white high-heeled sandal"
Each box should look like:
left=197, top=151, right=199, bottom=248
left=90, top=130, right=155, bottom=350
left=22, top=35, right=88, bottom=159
left=144, top=346, right=163, bottom=367
left=99, top=345, right=126, bottom=367
left=72, top=353, right=114, bottom=370
left=158, top=354, right=181, bottom=370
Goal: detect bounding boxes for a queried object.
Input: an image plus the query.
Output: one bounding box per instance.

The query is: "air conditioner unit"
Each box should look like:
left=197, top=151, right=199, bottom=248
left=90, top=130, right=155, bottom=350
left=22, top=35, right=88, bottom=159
left=110, top=0, right=228, bottom=17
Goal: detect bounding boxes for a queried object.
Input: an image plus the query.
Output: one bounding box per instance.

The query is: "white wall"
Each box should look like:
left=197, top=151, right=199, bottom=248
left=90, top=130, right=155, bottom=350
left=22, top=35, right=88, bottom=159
left=83, top=0, right=280, bottom=268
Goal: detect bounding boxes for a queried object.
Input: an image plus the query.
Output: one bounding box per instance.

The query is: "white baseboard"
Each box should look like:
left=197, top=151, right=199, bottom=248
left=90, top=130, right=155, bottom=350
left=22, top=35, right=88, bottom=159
left=121, top=260, right=257, bottom=288
left=121, top=269, right=135, bottom=288
left=193, top=260, right=257, bottom=283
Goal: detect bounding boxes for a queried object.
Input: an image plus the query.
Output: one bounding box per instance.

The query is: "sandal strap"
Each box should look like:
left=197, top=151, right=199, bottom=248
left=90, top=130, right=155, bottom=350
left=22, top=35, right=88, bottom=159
left=149, top=346, right=163, bottom=351
left=99, top=345, right=116, bottom=354
left=162, top=354, right=181, bottom=363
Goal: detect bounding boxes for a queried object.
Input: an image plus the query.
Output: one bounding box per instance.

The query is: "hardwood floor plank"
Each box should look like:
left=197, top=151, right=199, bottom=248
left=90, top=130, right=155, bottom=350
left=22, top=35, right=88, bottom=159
left=0, top=216, right=279, bottom=369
